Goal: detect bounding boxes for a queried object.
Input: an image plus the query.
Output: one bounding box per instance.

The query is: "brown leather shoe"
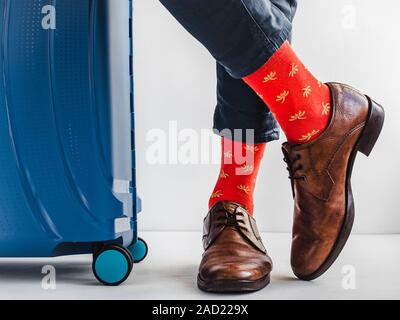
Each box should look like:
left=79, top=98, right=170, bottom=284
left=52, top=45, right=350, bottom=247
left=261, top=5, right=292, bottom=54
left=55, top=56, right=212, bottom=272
left=282, top=83, right=385, bottom=281
left=198, top=201, right=272, bottom=293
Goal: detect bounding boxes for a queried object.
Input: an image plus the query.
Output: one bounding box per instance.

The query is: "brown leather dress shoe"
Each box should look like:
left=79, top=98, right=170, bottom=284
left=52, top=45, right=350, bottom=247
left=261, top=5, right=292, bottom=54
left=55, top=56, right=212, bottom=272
left=282, top=83, right=385, bottom=281
left=198, top=201, right=272, bottom=293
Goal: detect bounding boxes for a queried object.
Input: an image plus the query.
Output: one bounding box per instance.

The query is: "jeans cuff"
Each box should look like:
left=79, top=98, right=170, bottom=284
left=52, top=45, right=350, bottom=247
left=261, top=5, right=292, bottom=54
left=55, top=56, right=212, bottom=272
left=224, top=23, right=293, bottom=79
left=213, top=127, right=280, bottom=144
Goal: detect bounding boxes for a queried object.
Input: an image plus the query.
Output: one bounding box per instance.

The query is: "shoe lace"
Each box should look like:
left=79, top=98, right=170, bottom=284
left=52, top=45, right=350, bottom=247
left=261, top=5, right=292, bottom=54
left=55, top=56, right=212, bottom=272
left=215, top=209, right=248, bottom=232
left=283, top=149, right=305, bottom=197
left=283, top=153, right=305, bottom=181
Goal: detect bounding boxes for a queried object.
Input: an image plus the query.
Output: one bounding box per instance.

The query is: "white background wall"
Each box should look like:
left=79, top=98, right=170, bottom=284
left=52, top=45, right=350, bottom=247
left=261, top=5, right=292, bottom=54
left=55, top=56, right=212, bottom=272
left=133, top=0, right=400, bottom=233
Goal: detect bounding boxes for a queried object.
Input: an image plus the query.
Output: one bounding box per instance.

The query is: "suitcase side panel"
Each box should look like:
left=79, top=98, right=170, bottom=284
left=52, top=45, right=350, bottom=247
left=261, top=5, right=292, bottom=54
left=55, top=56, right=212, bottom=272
left=0, top=0, right=58, bottom=256
left=0, top=0, right=135, bottom=256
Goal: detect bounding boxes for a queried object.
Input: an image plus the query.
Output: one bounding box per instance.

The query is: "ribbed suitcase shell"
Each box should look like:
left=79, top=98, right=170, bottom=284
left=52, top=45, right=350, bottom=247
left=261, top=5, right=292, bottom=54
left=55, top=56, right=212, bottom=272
left=0, top=0, right=138, bottom=257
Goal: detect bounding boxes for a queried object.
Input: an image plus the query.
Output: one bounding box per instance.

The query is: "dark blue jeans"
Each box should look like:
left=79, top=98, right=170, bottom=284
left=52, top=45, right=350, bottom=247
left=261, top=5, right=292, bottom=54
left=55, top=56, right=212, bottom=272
left=159, top=0, right=298, bottom=143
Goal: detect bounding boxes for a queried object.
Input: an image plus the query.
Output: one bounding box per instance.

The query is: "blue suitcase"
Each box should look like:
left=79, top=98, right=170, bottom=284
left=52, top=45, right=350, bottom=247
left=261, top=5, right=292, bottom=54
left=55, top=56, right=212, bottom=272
left=0, top=0, right=147, bottom=285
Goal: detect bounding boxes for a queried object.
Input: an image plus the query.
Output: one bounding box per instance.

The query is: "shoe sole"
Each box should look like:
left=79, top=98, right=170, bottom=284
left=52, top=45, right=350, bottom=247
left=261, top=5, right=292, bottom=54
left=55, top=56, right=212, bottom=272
left=197, top=274, right=270, bottom=293
left=296, top=96, right=385, bottom=281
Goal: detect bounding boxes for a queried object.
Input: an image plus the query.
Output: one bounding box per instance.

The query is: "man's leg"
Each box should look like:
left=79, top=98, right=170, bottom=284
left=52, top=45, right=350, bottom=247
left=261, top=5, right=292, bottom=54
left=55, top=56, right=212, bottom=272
left=209, top=64, right=280, bottom=215
left=160, top=0, right=384, bottom=283
left=210, top=11, right=296, bottom=215
left=160, top=0, right=329, bottom=144
left=159, top=0, right=295, bottom=293
left=159, top=0, right=296, bottom=78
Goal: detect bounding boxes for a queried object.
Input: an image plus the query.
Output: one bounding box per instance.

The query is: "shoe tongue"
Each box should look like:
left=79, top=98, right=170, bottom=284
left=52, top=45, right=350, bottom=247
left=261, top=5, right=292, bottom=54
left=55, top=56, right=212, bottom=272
left=282, top=142, right=291, bottom=153
left=282, top=142, right=297, bottom=156
left=282, top=141, right=303, bottom=154
left=212, top=201, right=250, bottom=216
left=220, top=201, right=240, bottom=215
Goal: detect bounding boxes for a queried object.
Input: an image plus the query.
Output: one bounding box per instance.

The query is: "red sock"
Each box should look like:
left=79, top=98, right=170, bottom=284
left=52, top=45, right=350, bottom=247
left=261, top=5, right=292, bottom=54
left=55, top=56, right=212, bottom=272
left=209, top=138, right=266, bottom=215
left=243, top=41, right=331, bottom=144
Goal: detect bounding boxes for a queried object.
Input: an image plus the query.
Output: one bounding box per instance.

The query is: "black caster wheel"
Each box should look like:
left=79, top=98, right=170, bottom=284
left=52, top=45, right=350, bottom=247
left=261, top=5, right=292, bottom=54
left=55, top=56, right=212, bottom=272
left=128, top=237, right=148, bottom=263
left=92, top=244, right=133, bottom=286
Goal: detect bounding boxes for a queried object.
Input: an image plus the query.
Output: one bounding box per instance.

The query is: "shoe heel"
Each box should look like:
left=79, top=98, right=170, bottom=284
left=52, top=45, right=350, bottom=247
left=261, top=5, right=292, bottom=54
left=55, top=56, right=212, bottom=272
left=357, top=97, right=385, bottom=157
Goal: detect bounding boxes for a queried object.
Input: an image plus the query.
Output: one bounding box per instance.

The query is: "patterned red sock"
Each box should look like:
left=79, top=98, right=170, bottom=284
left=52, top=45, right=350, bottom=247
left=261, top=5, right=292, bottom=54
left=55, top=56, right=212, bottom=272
left=243, top=41, right=331, bottom=144
left=209, top=138, right=266, bottom=215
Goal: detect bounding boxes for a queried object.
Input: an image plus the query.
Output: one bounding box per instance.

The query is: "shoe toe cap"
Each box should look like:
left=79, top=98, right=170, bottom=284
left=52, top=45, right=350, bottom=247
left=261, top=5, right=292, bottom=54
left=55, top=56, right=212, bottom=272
left=291, top=236, right=334, bottom=280
left=199, top=255, right=272, bottom=282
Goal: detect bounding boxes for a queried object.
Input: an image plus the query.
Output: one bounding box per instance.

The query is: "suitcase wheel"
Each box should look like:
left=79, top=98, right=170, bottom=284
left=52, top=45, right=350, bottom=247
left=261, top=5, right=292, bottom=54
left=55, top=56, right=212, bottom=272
left=92, top=244, right=133, bottom=286
left=128, top=238, right=148, bottom=263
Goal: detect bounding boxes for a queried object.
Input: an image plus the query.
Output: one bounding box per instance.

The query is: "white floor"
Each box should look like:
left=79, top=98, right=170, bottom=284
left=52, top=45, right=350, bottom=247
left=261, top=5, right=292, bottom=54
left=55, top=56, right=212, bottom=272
left=0, top=232, right=399, bottom=300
